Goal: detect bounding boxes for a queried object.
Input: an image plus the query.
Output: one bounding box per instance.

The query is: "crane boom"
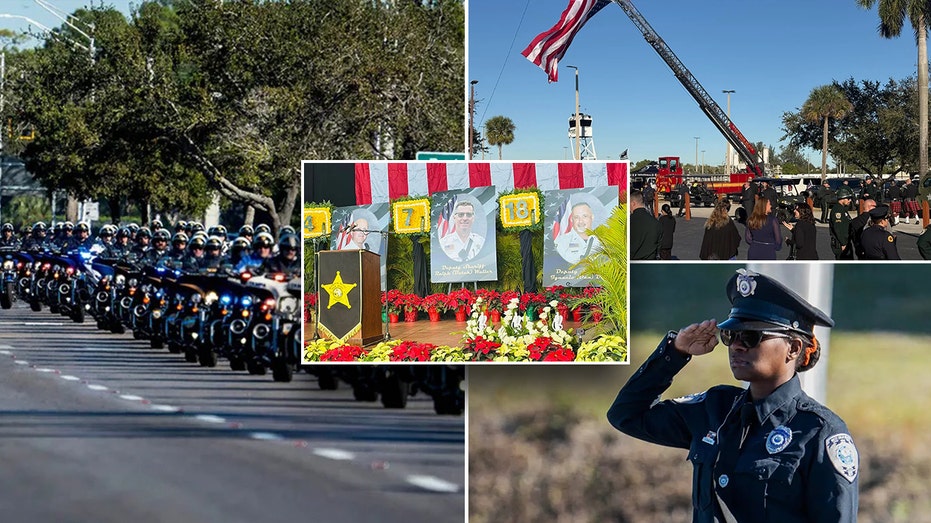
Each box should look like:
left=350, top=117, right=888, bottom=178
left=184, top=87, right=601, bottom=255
left=613, top=0, right=764, bottom=175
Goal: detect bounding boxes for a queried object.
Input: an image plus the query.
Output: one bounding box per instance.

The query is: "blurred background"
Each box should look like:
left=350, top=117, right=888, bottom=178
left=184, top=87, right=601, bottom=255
left=469, top=263, right=931, bottom=523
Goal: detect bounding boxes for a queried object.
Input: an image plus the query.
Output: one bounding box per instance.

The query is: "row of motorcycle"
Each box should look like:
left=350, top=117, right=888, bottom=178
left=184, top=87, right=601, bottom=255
left=1, top=246, right=464, bottom=415
left=0, top=246, right=302, bottom=382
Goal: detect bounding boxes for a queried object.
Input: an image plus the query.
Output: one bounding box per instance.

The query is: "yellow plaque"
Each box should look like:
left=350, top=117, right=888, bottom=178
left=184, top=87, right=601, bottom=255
left=303, top=208, right=331, bottom=238
left=393, top=199, right=431, bottom=234
left=499, top=193, right=540, bottom=228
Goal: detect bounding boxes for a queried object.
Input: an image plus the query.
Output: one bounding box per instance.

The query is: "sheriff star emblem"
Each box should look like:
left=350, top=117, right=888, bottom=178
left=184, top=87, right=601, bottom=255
left=321, top=271, right=357, bottom=310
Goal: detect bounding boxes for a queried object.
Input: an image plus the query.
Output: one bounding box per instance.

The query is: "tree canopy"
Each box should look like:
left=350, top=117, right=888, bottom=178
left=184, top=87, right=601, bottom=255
left=3, top=0, right=464, bottom=229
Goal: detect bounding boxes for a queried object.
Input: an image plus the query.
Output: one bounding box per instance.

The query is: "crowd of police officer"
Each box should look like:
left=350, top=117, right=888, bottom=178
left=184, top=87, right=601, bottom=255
left=0, top=219, right=299, bottom=278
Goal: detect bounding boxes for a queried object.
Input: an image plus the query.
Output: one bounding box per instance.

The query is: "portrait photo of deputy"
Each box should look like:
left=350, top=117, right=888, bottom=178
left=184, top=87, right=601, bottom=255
left=554, top=200, right=603, bottom=264
left=341, top=217, right=370, bottom=250
left=440, top=199, right=485, bottom=262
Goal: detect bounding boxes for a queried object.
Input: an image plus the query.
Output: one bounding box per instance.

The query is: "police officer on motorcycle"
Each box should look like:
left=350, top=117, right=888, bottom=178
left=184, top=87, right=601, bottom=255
left=143, top=229, right=172, bottom=266
left=22, top=222, right=48, bottom=252
left=235, top=231, right=274, bottom=274
left=65, top=222, right=95, bottom=252
left=0, top=223, right=19, bottom=248
left=262, top=234, right=300, bottom=279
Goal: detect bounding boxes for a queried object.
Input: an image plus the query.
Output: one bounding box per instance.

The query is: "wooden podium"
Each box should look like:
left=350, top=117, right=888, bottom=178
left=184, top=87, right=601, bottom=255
left=315, top=249, right=383, bottom=346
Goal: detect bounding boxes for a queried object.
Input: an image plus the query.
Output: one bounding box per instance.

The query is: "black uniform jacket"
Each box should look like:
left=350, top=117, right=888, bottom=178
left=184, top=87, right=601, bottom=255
left=607, top=335, right=858, bottom=522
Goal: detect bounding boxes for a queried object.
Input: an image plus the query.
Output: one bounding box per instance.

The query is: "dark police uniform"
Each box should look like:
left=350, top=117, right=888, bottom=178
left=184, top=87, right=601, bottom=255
left=608, top=270, right=859, bottom=522
left=860, top=205, right=900, bottom=260
left=829, top=190, right=853, bottom=260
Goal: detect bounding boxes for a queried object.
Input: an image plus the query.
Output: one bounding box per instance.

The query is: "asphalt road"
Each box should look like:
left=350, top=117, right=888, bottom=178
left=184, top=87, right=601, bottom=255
left=650, top=202, right=928, bottom=261
left=0, top=302, right=464, bottom=523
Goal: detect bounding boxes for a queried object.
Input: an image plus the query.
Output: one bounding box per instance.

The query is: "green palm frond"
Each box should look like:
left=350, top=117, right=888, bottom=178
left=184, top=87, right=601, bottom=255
left=574, top=204, right=628, bottom=338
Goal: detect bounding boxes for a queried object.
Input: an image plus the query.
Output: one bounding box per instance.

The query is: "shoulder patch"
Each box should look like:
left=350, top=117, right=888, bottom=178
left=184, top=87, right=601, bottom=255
left=825, top=433, right=859, bottom=483
left=672, top=391, right=707, bottom=404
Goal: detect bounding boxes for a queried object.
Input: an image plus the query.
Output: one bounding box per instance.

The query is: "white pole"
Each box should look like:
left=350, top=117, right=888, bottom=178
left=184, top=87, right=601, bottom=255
left=747, top=262, right=834, bottom=404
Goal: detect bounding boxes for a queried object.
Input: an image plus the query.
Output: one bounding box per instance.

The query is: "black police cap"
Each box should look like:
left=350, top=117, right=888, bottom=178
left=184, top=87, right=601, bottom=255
left=868, top=205, right=889, bottom=220
left=717, top=269, right=834, bottom=336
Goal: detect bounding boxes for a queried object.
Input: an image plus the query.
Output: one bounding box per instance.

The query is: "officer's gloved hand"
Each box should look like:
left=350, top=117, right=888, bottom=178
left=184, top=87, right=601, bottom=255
left=673, top=319, right=718, bottom=356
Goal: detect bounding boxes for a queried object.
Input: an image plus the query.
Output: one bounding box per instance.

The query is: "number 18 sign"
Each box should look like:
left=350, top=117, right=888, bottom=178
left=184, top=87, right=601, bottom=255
left=499, top=192, right=541, bottom=229
left=392, top=198, right=431, bottom=234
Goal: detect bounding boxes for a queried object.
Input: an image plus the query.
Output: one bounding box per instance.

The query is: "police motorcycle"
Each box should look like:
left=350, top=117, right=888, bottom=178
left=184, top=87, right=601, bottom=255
left=235, top=272, right=302, bottom=382
left=201, top=271, right=253, bottom=371
left=0, top=247, right=29, bottom=309
left=52, top=249, right=101, bottom=323
left=134, top=265, right=183, bottom=350
left=88, top=256, right=139, bottom=333
left=306, top=365, right=465, bottom=414
left=169, top=271, right=232, bottom=366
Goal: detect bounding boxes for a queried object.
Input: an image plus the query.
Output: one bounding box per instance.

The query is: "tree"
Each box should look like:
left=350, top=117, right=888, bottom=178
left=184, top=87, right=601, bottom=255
left=485, top=115, right=515, bottom=160
left=857, top=0, right=931, bottom=187
left=800, top=85, right=852, bottom=182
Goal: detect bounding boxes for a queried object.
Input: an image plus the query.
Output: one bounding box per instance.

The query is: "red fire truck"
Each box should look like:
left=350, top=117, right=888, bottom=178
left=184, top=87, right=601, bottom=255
left=655, top=156, right=755, bottom=200
left=618, top=0, right=765, bottom=198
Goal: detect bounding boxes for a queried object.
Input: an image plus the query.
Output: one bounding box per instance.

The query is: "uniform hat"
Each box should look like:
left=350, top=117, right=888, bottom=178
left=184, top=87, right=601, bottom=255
left=717, top=269, right=834, bottom=336
left=868, top=205, right=889, bottom=220
left=835, top=186, right=854, bottom=200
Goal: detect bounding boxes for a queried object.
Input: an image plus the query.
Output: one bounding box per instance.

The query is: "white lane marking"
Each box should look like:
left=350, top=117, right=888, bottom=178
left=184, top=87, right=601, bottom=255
left=60, top=375, right=80, bottom=381
left=151, top=405, right=181, bottom=413
left=194, top=415, right=226, bottom=424
left=405, top=475, right=460, bottom=493
left=119, top=394, right=144, bottom=401
left=313, top=448, right=355, bottom=461
left=87, top=384, right=109, bottom=391
left=250, top=432, right=283, bottom=441
left=14, top=360, right=28, bottom=365
left=34, top=368, right=55, bottom=373
left=0, top=345, right=12, bottom=349
left=24, top=322, right=64, bottom=326
left=0, top=350, right=11, bottom=355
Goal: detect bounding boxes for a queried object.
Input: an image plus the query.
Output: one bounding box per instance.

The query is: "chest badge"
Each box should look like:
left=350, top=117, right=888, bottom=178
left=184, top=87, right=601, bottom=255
left=702, top=431, right=717, bottom=445
left=766, top=425, right=793, bottom=454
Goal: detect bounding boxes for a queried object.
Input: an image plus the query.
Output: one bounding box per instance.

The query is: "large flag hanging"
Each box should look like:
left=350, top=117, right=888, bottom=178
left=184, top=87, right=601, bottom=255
left=521, top=0, right=611, bottom=82
left=354, top=161, right=627, bottom=205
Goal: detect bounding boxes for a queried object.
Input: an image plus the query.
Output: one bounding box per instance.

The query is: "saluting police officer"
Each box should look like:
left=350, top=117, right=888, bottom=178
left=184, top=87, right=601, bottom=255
left=829, top=186, right=854, bottom=259
left=860, top=205, right=901, bottom=260
left=608, top=269, right=858, bottom=522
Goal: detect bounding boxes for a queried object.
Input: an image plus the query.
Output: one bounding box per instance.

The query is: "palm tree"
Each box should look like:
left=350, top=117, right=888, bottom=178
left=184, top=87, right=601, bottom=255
left=857, top=0, right=930, bottom=188
left=801, top=85, right=853, bottom=182
left=485, top=115, right=516, bottom=160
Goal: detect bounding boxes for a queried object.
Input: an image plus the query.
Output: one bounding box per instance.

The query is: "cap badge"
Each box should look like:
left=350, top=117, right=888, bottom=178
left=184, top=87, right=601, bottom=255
left=766, top=425, right=793, bottom=454
left=735, top=269, right=758, bottom=297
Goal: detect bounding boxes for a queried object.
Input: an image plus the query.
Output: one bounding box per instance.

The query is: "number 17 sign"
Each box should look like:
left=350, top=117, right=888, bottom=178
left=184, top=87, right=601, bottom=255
left=499, top=192, right=541, bottom=229
left=392, top=198, right=431, bottom=234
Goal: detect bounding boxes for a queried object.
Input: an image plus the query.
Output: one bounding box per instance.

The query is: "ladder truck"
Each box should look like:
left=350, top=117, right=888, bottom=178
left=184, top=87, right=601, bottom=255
left=614, top=0, right=766, bottom=185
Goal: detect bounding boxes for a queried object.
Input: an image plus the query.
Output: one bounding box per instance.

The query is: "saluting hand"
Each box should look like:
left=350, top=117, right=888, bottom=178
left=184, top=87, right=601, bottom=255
left=673, top=319, right=719, bottom=356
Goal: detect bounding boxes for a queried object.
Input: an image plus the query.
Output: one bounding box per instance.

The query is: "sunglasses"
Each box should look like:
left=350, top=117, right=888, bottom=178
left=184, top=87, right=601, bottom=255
left=454, top=212, right=474, bottom=218
left=719, top=329, right=792, bottom=348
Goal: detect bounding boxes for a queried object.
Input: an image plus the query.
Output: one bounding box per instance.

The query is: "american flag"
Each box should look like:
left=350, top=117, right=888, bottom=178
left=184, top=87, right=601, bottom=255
left=521, top=0, right=611, bottom=82
left=436, top=197, right=458, bottom=238
left=352, top=161, right=627, bottom=205
left=552, top=197, right=572, bottom=240
left=334, top=213, right=353, bottom=249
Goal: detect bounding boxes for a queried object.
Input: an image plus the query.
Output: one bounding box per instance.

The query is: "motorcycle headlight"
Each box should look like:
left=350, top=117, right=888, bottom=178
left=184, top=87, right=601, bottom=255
left=2, top=260, right=12, bottom=270
left=191, top=293, right=202, bottom=305
left=128, top=278, right=139, bottom=288
left=115, top=275, right=126, bottom=285
left=204, top=292, right=217, bottom=305
left=241, top=295, right=253, bottom=307
left=220, top=294, right=232, bottom=306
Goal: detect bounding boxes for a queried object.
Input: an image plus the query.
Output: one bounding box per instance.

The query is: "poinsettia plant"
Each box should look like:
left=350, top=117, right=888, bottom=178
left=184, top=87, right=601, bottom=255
left=422, top=292, right=457, bottom=313
left=383, top=289, right=405, bottom=315
left=475, top=288, right=501, bottom=311
left=448, top=287, right=473, bottom=309
left=519, top=291, right=547, bottom=312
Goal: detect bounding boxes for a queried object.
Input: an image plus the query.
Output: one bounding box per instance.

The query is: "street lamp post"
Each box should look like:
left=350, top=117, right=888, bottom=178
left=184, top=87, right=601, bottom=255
left=469, top=80, right=478, bottom=159
left=567, top=65, right=580, bottom=161
left=694, top=136, right=700, bottom=173
left=722, top=89, right=735, bottom=174
left=701, top=150, right=705, bottom=174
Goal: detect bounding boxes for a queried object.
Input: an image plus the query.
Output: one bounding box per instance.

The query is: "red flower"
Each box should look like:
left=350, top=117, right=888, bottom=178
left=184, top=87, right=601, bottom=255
left=390, top=341, right=437, bottom=361
left=465, top=336, right=502, bottom=361
left=543, top=348, right=576, bottom=361
left=320, top=344, right=367, bottom=361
